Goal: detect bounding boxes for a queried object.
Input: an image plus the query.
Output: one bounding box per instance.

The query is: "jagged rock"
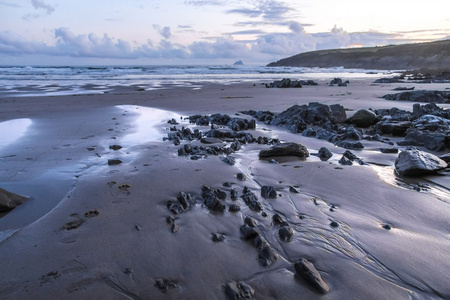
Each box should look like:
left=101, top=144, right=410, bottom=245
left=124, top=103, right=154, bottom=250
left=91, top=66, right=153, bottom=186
left=230, top=188, right=239, bottom=200
left=272, top=214, right=287, bottom=226
left=229, top=204, right=241, bottom=212
left=222, top=156, right=236, bottom=166
left=0, top=188, right=29, bottom=212
left=338, top=156, right=353, bottom=165
left=241, top=188, right=263, bottom=211
left=265, top=78, right=303, bottom=88
left=224, top=281, right=255, bottom=300
left=258, top=245, right=278, bottom=266
left=382, top=90, right=450, bottom=103
left=244, top=216, right=258, bottom=228
left=398, top=128, right=448, bottom=151
left=261, top=186, right=277, bottom=198
left=167, top=200, right=185, bottom=215
left=330, top=104, right=347, bottom=123
left=204, top=195, right=225, bottom=213
left=317, top=147, right=333, bottom=160
left=412, top=103, right=450, bottom=119
left=259, top=143, right=309, bottom=159
left=378, top=120, right=412, bottom=136
left=315, top=128, right=336, bottom=141
left=279, top=226, right=294, bottom=242
left=155, top=279, right=179, bottom=293
left=176, top=192, right=195, bottom=210
left=412, top=115, right=450, bottom=131
left=347, top=109, right=377, bottom=127
left=302, top=127, right=316, bottom=137
left=340, top=126, right=362, bottom=140
left=394, top=147, right=448, bottom=176
left=294, top=258, right=330, bottom=294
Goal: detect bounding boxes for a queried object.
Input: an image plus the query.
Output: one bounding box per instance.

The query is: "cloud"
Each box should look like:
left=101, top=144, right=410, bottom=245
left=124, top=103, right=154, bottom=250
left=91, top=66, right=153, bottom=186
left=227, top=0, right=292, bottom=21
left=153, top=25, right=172, bottom=39
left=0, top=26, right=437, bottom=64
left=0, top=1, right=22, bottom=7
left=230, top=29, right=266, bottom=35
left=31, top=0, right=55, bottom=15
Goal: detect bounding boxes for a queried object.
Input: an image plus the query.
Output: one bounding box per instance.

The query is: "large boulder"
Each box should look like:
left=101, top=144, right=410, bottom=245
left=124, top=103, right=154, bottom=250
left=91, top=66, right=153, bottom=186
left=394, top=147, right=447, bottom=176
left=347, top=109, right=378, bottom=127
left=0, top=187, right=29, bottom=212
left=259, top=143, right=309, bottom=159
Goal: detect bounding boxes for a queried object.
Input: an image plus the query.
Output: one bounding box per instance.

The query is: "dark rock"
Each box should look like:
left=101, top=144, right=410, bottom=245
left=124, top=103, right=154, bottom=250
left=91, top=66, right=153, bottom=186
left=177, top=192, right=195, bottom=210
left=380, top=148, right=399, bottom=153
left=241, top=189, right=263, bottom=211
left=302, top=127, right=316, bottom=137
left=230, top=188, right=239, bottom=200
left=258, top=245, right=277, bottom=266
left=204, top=195, right=225, bottom=213
left=236, top=173, right=247, bottom=181
left=393, top=87, right=415, bottom=91
left=171, top=223, right=179, bottom=233
left=0, top=188, right=28, bottom=212
left=383, top=224, right=392, bottom=230
left=378, top=120, right=412, bottom=136
left=244, top=217, right=258, bottom=228
left=330, top=221, right=339, bottom=228
left=272, top=214, right=287, bottom=226
left=338, top=156, right=353, bottom=165
left=395, top=147, right=448, bottom=176
left=167, top=200, right=185, bottom=215
left=279, top=226, right=294, bottom=242
left=265, top=78, right=303, bottom=88
left=329, top=78, right=349, bottom=86
left=439, top=153, right=450, bottom=163
left=317, top=147, right=333, bottom=160
left=224, top=281, right=255, bottom=300
left=373, top=77, right=403, bottom=83
left=166, top=216, right=175, bottom=224
left=228, top=204, right=241, bottom=212
left=294, top=258, right=330, bottom=294
left=223, top=182, right=232, bottom=187
left=109, top=145, right=122, bottom=150
left=335, top=140, right=364, bottom=150
left=107, top=159, right=122, bottom=166
left=330, top=104, right=347, bottom=123
left=201, top=137, right=222, bottom=144
left=340, top=126, right=362, bottom=140
left=382, top=90, right=450, bottom=103
left=347, top=109, right=377, bottom=127
left=398, top=128, right=448, bottom=151
left=315, top=128, right=336, bottom=141
left=212, top=233, right=227, bottom=242
left=412, top=103, right=450, bottom=119
left=259, top=143, right=309, bottom=159
left=222, top=156, right=236, bottom=166
left=155, top=279, right=179, bottom=293
left=240, top=225, right=259, bottom=241
left=261, top=186, right=277, bottom=198
left=289, top=186, right=301, bottom=193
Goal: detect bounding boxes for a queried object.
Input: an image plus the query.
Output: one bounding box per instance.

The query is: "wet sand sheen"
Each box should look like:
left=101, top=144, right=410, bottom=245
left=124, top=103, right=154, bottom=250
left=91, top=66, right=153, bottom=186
left=0, top=80, right=449, bottom=299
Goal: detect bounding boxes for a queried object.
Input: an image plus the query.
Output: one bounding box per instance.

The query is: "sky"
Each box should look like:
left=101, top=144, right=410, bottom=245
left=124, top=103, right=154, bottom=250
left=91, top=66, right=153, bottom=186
left=0, top=0, right=449, bottom=65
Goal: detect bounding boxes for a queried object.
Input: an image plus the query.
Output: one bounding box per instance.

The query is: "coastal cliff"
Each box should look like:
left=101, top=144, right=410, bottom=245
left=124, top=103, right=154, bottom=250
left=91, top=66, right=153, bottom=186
left=267, top=39, right=450, bottom=70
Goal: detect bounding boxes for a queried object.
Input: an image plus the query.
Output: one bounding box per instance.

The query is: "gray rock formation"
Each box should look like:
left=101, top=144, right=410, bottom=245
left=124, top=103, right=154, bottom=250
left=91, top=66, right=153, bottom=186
left=394, top=147, right=447, bottom=176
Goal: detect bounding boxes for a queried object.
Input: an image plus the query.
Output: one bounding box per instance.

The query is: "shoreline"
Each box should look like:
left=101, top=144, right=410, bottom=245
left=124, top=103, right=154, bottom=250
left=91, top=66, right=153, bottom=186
left=0, top=79, right=449, bottom=299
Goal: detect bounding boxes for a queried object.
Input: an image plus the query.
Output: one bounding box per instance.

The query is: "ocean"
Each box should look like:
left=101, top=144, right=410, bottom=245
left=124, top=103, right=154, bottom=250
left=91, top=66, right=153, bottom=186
left=0, top=65, right=392, bottom=97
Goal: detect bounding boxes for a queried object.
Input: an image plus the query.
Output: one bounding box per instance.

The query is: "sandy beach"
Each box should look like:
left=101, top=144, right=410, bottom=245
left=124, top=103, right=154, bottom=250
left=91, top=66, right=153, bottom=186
left=0, top=79, right=449, bottom=299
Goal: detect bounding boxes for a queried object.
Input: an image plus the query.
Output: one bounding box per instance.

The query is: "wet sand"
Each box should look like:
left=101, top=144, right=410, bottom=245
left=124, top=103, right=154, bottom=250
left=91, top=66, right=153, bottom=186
left=0, top=79, right=449, bottom=299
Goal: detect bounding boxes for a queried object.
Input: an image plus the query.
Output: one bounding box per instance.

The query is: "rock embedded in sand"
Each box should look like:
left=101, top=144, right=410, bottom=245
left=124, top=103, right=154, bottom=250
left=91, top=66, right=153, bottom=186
left=155, top=279, right=179, bottom=293
left=395, top=147, right=448, bottom=176
left=0, top=187, right=29, bottom=213
left=109, top=145, right=122, bottom=150
left=317, top=147, right=333, bottom=161
left=261, top=186, right=277, bottom=198
left=224, top=281, right=255, bottom=300
left=347, top=109, right=377, bottom=128
left=259, top=143, right=309, bottom=159
left=222, top=156, right=236, bottom=166
left=289, top=186, right=301, bottom=193
left=294, top=258, right=330, bottom=294
left=107, top=159, right=122, bottom=166
left=279, top=226, right=295, bottom=242
left=241, top=188, right=263, bottom=211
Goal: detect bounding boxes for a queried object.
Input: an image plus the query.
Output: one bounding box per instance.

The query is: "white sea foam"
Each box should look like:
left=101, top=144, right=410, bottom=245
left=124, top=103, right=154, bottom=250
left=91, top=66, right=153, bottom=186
left=0, top=65, right=396, bottom=97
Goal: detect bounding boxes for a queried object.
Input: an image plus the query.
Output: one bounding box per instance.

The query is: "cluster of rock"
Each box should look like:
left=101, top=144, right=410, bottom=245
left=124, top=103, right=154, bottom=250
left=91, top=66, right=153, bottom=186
left=242, top=102, right=450, bottom=152
left=329, top=78, right=349, bottom=86
left=264, top=78, right=318, bottom=88
left=382, top=90, right=450, bottom=103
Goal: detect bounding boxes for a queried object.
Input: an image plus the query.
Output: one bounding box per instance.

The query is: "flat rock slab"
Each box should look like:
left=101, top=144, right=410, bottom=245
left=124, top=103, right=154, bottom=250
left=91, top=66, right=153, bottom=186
left=259, top=143, right=309, bottom=159
left=294, top=258, right=330, bottom=294
left=395, top=147, right=447, bottom=176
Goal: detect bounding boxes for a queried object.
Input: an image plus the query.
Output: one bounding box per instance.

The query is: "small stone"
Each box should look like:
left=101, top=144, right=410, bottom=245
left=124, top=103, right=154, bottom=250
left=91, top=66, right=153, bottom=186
left=258, top=245, right=277, bottom=267
left=108, top=159, right=122, bottom=166
left=166, top=216, right=175, bottom=224
left=236, top=173, right=247, bottom=181
left=228, top=204, right=241, bottom=212
left=317, top=147, right=333, bottom=161
left=383, top=224, right=392, bottom=230
left=330, top=221, right=339, bottom=228
left=272, top=214, right=287, bottom=226
left=109, top=145, right=122, bottom=150
left=212, top=233, right=226, bottom=242
left=171, top=223, right=179, bottom=233
left=279, top=226, right=294, bottom=242
left=240, top=225, right=259, bottom=241
left=222, top=156, right=236, bottom=166
left=244, top=217, right=258, bottom=228
left=223, top=182, right=232, bottom=187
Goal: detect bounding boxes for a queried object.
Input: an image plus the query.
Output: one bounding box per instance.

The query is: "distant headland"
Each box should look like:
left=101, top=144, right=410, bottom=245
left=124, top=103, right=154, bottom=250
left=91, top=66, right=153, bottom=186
left=267, top=39, right=450, bottom=71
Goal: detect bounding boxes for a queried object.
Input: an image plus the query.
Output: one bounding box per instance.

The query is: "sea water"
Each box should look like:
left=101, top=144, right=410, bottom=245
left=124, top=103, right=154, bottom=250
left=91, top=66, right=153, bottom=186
left=0, top=65, right=394, bottom=97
